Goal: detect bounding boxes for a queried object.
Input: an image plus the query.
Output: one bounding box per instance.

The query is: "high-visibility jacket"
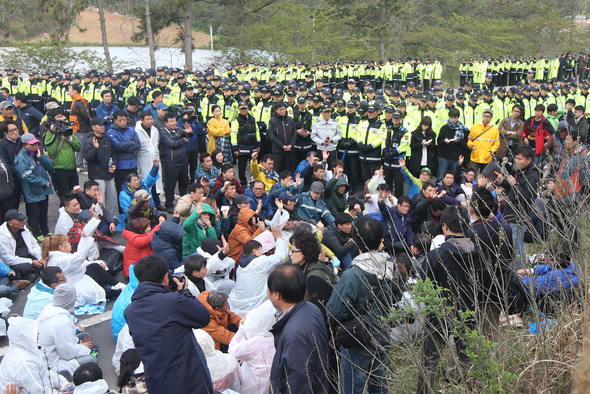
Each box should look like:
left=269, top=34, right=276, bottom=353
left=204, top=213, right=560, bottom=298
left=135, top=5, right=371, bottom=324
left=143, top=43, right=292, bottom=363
left=336, top=113, right=361, bottom=155
left=467, top=121, right=500, bottom=164
left=463, top=103, right=484, bottom=129
left=356, top=118, right=385, bottom=162
left=491, top=96, right=511, bottom=125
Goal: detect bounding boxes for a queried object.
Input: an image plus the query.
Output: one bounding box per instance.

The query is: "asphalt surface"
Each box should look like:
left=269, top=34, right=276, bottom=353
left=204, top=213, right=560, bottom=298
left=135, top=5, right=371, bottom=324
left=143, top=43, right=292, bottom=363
left=0, top=169, right=124, bottom=388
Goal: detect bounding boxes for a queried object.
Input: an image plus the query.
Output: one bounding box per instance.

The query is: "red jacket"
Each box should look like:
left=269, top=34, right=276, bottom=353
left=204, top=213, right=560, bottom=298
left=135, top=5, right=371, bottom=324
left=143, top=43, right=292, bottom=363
left=212, top=174, right=245, bottom=195
left=522, top=116, right=552, bottom=155
left=122, top=224, right=160, bottom=277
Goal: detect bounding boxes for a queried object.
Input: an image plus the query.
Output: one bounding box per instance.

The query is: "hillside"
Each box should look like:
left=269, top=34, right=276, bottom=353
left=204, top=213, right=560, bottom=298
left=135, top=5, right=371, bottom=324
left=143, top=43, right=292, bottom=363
left=59, top=6, right=210, bottom=47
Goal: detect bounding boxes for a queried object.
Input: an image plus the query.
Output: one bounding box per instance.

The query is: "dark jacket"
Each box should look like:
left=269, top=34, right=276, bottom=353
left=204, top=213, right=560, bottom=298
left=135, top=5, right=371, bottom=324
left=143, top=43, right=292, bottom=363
left=379, top=202, right=413, bottom=250
left=15, top=104, right=43, bottom=137
left=158, top=126, right=187, bottom=166
left=324, top=176, right=350, bottom=215
left=269, top=301, right=330, bottom=394
left=322, top=223, right=355, bottom=257
left=151, top=222, right=184, bottom=270
left=437, top=123, right=469, bottom=161
left=498, top=162, right=539, bottom=224
left=70, top=98, right=91, bottom=134
left=245, top=186, right=273, bottom=219
left=268, top=113, right=297, bottom=152
left=82, top=133, right=118, bottom=180
left=409, top=128, right=437, bottom=176
left=293, top=107, right=314, bottom=151
left=410, top=192, right=433, bottom=233
left=0, top=156, right=15, bottom=201
left=0, top=136, right=21, bottom=184
left=107, top=124, right=140, bottom=170
left=75, top=191, right=116, bottom=225
left=125, top=282, right=213, bottom=394
left=437, top=182, right=466, bottom=206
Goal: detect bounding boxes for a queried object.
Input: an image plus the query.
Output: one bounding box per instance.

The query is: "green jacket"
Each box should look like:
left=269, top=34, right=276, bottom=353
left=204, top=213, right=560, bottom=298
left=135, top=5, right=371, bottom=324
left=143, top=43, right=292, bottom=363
left=182, top=203, right=217, bottom=258
left=43, top=132, right=80, bottom=170
left=324, top=176, right=350, bottom=216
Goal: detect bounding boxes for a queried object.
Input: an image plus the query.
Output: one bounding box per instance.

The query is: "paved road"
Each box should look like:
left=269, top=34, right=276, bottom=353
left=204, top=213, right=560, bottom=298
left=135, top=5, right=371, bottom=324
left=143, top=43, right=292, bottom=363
left=0, top=169, right=123, bottom=388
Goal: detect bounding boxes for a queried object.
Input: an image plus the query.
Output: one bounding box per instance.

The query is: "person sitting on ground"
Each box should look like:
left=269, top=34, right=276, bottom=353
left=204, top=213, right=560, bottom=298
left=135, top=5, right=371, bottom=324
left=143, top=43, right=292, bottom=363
left=190, top=237, right=235, bottom=293
left=324, top=166, right=350, bottom=216
left=380, top=195, right=414, bottom=254
left=228, top=227, right=288, bottom=317
left=228, top=300, right=277, bottom=394
left=73, top=180, right=117, bottom=235
left=23, top=267, right=65, bottom=319
left=399, top=157, right=433, bottom=199
left=364, top=182, right=397, bottom=220
left=182, top=202, right=217, bottom=258
left=0, top=316, right=69, bottom=392
left=37, top=283, right=98, bottom=376
left=197, top=290, right=242, bottom=352
left=322, top=213, right=358, bottom=270
left=250, top=152, right=279, bottom=193
left=116, top=349, right=146, bottom=393
left=151, top=215, right=184, bottom=271
left=410, top=182, right=442, bottom=234
left=411, top=233, right=432, bottom=278
left=437, top=171, right=467, bottom=206
left=176, top=182, right=205, bottom=224
left=54, top=193, right=82, bottom=235
left=194, top=153, right=221, bottom=189
left=0, top=210, right=44, bottom=283
left=194, top=329, right=241, bottom=392
left=122, top=216, right=164, bottom=277
left=126, top=189, right=163, bottom=228
left=214, top=180, right=238, bottom=213
left=227, top=207, right=265, bottom=262
left=117, top=159, right=160, bottom=230
left=295, top=181, right=336, bottom=225
left=182, top=254, right=217, bottom=297
left=212, top=163, right=245, bottom=195
left=268, top=170, right=300, bottom=209
left=302, top=162, right=327, bottom=192
left=72, top=363, right=114, bottom=393
left=245, top=180, right=273, bottom=220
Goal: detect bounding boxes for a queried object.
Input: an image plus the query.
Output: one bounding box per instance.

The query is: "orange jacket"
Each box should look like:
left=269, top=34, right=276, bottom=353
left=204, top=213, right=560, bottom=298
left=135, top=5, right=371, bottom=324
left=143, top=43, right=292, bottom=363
left=69, top=93, right=88, bottom=134
left=197, top=290, right=242, bottom=349
left=227, top=208, right=264, bottom=261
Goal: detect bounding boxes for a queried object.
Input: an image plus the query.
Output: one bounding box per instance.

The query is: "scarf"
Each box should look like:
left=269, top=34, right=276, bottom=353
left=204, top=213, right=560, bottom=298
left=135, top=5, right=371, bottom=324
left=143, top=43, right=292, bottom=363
left=249, top=164, right=279, bottom=184
left=447, top=120, right=468, bottom=141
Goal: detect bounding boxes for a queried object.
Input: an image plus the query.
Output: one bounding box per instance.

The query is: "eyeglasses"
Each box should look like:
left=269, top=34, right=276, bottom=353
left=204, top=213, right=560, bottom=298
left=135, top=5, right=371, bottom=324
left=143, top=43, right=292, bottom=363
left=289, top=248, right=301, bottom=254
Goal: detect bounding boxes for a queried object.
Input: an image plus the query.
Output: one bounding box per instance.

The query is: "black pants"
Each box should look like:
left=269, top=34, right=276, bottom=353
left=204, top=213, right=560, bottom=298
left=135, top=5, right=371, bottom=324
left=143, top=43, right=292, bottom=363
left=384, top=166, right=405, bottom=198
left=186, top=150, right=199, bottom=183
left=272, top=150, right=293, bottom=174
left=100, top=248, right=123, bottom=272
left=360, top=161, right=380, bottom=186
left=85, top=263, right=118, bottom=287
left=151, top=185, right=161, bottom=207
left=164, top=162, right=189, bottom=209
left=341, top=154, right=360, bottom=193
left=0, top=197, right=11, bottom=224
left=11, top=263, right=41, bottom=282
left=52, top=168, right=79, bottom=202
left=237, top=155, right=251, bottom=187
left=114, top=168, right=137, bottom=196
left=25, top=197, right=49, bottom=237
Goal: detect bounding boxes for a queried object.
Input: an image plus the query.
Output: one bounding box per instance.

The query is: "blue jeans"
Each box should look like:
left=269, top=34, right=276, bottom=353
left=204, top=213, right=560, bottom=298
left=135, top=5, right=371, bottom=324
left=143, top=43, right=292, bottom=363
left=340, top=348, right=388, bottom=394
left=0, top=277, right=17, bottom=298
left=338, top=246, right=359, bottom=270
left=509, top=223, right=525, bottom=270
left=437, top=158, right=458, bottom=182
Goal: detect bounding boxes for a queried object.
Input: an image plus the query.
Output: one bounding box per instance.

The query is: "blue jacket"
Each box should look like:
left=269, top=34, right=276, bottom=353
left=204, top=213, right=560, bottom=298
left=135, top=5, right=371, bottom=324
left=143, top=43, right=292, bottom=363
left=158, top=126, right=187, bottom=167
left=124, top=282, right=213, bottom=394
left=177, top=118, right=202, bottom=152
left=522, top=262, right=581, bottom=296
left=269, top=301, right=330, bottom=394
left=194, top=164, right=220, bottom=188
left=379, top=202, right=413, bottom=249
left=117, top=165, right=159, bottom=231
left=143, top=103, right=158, bottom=120
left=95, top=101, right=117, bottom=131
left=295, top=192, right=335, bottom=225
left=293, top=159, right=310, bottom=179
left=15, top=104, right=43, bottom=137
left=401, top=168, right=421, bottom=199
left=107, top=124, right=140, bottom=170
left=245, top=186, right=273, bottom=219
left=15, top=149, right=54, bottom=203
left=151, top=222, right=184, bottom=270
left=111, top=265, right=139, bottom=339
left=22, top=280, right=53, bottom=320
left=268, top=182, right=298, bottom=209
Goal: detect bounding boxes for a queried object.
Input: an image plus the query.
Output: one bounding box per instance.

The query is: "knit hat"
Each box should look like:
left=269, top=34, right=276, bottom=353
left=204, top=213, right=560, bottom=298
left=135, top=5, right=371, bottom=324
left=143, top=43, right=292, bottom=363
left=200, top=237, right=221, bottom=255
left=53, top=283, right=76, bottom=313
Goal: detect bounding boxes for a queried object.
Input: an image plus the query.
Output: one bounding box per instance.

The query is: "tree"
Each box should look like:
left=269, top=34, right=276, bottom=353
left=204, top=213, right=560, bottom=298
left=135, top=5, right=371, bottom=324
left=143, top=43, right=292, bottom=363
left=97, top=0, right=113, bottom=72
left=144, top=0, right=156, bottom=68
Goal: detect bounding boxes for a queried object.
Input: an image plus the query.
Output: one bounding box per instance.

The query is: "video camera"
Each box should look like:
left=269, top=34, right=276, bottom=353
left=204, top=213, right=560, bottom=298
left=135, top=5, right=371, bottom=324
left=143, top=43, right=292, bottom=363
left=43, top=116, right=74, bottom=137
left=167, top=271, right=186, bottom=292
left=173, top=104, right=198, bottom=122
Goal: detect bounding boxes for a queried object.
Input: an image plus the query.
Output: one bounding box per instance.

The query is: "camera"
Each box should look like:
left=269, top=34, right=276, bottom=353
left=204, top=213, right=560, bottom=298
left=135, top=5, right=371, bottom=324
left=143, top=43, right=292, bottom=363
left=168, top=272, right=185, bottom=292
left=173, top=105, right=197, bottom=122
left=44, top=116, right=74, bottom=137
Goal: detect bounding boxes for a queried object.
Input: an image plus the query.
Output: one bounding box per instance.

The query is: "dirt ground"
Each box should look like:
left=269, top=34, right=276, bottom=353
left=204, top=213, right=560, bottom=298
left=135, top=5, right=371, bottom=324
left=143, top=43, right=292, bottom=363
left=65, top=6, right=210, bottom=47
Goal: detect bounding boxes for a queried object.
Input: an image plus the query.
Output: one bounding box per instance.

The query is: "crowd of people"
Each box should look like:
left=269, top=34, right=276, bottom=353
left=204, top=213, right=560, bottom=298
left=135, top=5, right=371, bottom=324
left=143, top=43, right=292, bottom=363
left=0, top=57, right=585, bottom=393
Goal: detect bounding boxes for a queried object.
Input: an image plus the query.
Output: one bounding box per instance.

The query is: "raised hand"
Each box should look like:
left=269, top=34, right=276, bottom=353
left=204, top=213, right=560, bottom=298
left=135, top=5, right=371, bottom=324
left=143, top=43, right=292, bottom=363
left=275, top=198, right=284, bottom=211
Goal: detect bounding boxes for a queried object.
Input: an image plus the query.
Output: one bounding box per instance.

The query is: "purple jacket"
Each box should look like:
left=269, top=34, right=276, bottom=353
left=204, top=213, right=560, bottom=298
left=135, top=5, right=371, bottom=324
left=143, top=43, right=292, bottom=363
left=437, top=182, right=465, bottom=205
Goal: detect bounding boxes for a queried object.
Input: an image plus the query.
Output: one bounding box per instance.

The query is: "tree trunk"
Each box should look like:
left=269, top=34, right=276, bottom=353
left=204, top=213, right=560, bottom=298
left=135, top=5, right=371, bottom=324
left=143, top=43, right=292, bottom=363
left=183, top=0, right=193, bottom=71
left=145, top=0, right=156, bottom=69
left=97, top=0, right=112, bottom=72
left=378, top=0, right=386, bottom=62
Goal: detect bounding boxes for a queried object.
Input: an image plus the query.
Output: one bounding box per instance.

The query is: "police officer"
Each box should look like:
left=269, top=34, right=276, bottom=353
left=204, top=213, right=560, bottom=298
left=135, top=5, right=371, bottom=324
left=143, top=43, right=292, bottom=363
left=383, top=109, right=410, bottom=197
left=357, top=105, right=385, bottom=181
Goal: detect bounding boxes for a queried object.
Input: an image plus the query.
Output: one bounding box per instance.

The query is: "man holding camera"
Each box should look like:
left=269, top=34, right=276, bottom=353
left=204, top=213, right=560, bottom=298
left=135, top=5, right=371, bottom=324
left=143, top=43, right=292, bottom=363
left=43, top=109, right=80, bottom=200
left=125, top=255, right=213, bottom=394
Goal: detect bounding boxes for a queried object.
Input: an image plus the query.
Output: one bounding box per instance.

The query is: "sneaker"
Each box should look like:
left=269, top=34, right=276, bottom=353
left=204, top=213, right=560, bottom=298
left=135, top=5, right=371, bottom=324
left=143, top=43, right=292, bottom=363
left=36, top=235, right=45, bottom=244
left=90, top=345, right=99, bottom=358
left=12, top=279, right=30, bottom=291
left=111, top=282, right=126, bottom=291
left=44, top=232, right=53, bottom=237
left=155, top=204, right=166, bottom=211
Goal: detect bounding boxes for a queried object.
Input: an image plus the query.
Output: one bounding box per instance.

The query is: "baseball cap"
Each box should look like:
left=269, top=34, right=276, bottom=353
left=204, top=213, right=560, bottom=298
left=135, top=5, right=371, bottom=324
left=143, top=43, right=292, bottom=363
left=4, top=209, right=26, bottom=221
left=392, top=110, right=403, bottom=119
left=91, top=117, right=108, bottom=126
left=156, top=103, right=169, bottom=110
left=483, top=108, right=493, bottom=116
left=346, top=101, right=356, bottom=108
left=384, top=105, right=395, bottom=113
left=78, top=210, right=93, bottom=222
left=297, top=96, right=307, bottom=104
left=238, top=101, right=249, bottom=109
left=0, top=101, right=13, bottom=109
left=320, top=105, right=332, bottom=112
left=420, top=167, right=431, bottom=174
left=558, top=120, right=570, bottom=130
left=367, top=105, right=377, bottom=113
left=310, top=181, right=325, bottom=193
left=21, top=134, right=40, bottom=144
left=279, top=191, right=297, bottom=202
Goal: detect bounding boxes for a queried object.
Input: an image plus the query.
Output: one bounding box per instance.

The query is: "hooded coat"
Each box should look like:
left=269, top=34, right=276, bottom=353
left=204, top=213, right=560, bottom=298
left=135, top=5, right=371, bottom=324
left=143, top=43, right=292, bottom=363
left=124, top=282, right=213, bottom=394
left=227, top=208, right=265, bottom=262
left=111, top=265, right=139, bottom=339
left=324, top=176, right=350, bottom=215
left=0, top=317, right=68, bottom=393
left=182, top=203, right=217, bottom=258
left=151, top=221, right=184, bottom=270
left=37, top=304, right=91, bottom=375
left=197, top=290, right=242, bottom=350
left=121, top=223, right=160, bottom=277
